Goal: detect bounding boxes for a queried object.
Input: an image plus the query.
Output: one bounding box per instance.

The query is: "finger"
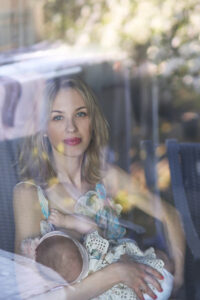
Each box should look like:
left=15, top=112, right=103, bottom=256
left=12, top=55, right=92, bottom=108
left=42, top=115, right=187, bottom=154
left=143, top=265, right=164, bottom=280
left=142, top=284, right=157, bottom=300
left=49, top=212, right=56, bottom=218
left=48, top=219, right=56, bottom=226
left=138, top=282, right=157, bottom=299
left=135, top=288, right=145, bottom=300
left=144, top=274, right=162, bottom=292
left=48, top=216, right=55, bottom=223
left=49, top=211, right=59, bottom=218
left=50, top=208, right=58, bottom=214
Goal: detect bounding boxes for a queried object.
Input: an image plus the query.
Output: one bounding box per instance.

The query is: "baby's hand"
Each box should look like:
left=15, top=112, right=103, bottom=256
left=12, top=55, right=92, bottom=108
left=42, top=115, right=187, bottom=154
left=71, top=214, right=98, bottom=234
left=48, top=209, right=67, bottom=228
left=48, top=209, right=98, bottom=233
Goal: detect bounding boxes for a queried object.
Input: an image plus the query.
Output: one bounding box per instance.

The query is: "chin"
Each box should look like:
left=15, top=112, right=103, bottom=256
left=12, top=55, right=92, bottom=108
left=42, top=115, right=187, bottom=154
left=64, top=145, right=89, bottom=157
left=63, top=149, right=85, bottom=158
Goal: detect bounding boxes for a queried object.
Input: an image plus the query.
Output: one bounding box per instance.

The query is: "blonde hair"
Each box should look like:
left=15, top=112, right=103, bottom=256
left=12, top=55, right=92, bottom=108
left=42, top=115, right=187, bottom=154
left=19, top=77, right=109, bottom=187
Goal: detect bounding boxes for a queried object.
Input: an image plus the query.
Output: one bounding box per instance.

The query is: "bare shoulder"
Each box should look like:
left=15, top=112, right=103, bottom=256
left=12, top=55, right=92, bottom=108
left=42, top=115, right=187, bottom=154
left=105, top=164, right=131, bottom=179
left=13, top=181, right=41, bottom=212
left=103, top=163, right=117, bottom=183
left=103, top=165, right=176, bottom=221
left=13, top=182, right=43, bottom=253
left=14, top=181, right=38, bottom=200
left=103, top=164, right=150, bottom=209
left=103, top=164, right=130, bottom=197
left=104, top=163, right=120, bottom=179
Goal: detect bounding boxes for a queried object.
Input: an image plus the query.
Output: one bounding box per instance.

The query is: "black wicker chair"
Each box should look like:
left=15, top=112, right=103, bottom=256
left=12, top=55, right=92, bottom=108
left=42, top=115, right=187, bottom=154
left=140, top=140, right=168, bottom=252
left=166, top=139, right=200, bottom=300
left=0, top=138, right=22, bottom=252
left=141, top=140, right=189, bottom=299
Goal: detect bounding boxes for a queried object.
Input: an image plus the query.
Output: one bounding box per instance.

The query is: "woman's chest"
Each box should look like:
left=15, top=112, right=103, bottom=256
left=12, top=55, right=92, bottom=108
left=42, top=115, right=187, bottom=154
left=48, top=196, right=76, bottom=213
left=44, top=182, right=95, bottom=214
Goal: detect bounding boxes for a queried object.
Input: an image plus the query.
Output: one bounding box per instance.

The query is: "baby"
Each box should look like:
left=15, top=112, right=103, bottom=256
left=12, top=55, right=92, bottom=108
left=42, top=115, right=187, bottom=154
left=35, top=231, right=89, bottom=284
left=35, top=230, right=174, bottom=300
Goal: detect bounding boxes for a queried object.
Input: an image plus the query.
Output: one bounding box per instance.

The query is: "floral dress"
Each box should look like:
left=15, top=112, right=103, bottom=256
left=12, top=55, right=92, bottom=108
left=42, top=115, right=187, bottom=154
left=75, top=183, right=126, bottom=240
left=20, top=182, right=173, bottom=299
left=84, top=230, right=173, bottom=300
left=75, top=184, right=173, bottom=300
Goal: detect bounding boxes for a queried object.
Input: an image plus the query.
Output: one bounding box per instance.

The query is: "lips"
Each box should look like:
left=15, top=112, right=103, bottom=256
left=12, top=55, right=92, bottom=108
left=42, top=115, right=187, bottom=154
left=63, top=138, right=81, bottom=146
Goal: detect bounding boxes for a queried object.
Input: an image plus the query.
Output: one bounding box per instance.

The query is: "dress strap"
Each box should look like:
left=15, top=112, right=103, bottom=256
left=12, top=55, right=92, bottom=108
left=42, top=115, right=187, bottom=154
left=16, top=181, right=49, bottom=219
left=95, top=183, right=107, bottom=200
left=37, top=186, right=49, bottom=219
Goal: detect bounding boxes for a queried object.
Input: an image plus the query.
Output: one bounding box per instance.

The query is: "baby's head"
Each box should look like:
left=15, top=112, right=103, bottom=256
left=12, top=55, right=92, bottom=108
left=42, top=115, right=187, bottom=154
left=35, top=231, right=89, bottom=284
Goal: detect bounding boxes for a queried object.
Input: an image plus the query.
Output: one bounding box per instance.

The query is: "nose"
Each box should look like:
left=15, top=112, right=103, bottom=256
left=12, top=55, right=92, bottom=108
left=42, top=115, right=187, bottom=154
left=65, top=117, right=77, bottom=133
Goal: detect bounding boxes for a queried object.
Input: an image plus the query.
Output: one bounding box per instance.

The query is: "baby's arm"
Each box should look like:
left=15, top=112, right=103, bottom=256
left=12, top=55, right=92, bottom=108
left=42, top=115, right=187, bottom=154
left=48, top=209, right=99, bottom=234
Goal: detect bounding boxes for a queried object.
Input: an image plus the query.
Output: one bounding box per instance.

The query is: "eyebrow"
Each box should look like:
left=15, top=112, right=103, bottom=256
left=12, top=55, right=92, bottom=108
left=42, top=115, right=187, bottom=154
left=51, top=106, right=87, bottom=113
left=51, top=110, right=63, bottom=113
left=76, top=106, right=87, bottom=111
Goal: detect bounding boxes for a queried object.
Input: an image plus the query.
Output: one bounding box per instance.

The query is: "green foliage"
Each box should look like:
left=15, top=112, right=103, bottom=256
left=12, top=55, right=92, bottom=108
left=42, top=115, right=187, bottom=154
left=43, top=0, right=200, bottom=64
left=43, top=0, right=200, bottom=117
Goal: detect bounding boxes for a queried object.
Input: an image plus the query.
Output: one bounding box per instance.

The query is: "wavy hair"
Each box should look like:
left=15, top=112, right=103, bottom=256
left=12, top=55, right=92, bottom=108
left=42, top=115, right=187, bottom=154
left=19, top=77, right=109, bottom=187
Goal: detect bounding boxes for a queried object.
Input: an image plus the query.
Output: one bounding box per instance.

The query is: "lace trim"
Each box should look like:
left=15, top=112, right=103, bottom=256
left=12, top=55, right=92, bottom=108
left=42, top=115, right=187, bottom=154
left=86, top=231, right=165, bottom=300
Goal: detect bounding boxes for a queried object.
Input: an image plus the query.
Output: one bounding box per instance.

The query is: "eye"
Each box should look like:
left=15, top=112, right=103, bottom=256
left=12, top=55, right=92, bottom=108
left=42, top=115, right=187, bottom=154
left=52, top=115, right=63, bottom=121
left=76, top=111, right=87, bottom=118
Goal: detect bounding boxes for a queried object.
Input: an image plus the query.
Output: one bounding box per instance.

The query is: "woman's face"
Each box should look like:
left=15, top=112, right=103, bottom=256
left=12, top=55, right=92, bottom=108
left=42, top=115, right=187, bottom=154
left=47, top=88, right=92, bottom=158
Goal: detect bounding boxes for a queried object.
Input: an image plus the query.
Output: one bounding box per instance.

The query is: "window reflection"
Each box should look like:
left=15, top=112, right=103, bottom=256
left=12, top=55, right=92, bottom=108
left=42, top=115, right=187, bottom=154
left=0, top=1, right=200, bottom=299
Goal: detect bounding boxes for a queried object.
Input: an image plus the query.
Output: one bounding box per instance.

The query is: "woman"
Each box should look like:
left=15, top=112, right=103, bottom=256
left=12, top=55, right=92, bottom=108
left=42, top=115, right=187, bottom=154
left=13, top=77, right=184, bottom=300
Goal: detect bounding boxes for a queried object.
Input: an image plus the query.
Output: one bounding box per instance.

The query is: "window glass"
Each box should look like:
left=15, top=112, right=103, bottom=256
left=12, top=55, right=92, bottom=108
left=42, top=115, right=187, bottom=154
left=0, top=1, right=199, bottom=299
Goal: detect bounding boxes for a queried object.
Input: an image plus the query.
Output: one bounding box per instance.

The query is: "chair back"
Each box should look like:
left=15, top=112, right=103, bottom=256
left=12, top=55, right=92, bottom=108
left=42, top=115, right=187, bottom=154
left=140, top=140, right=168, bottom=252
left=166, top=139, right=200, bottom=258
left=166, top=139, right=200, bottom=299
left=0, top=138, right=22, bottom=252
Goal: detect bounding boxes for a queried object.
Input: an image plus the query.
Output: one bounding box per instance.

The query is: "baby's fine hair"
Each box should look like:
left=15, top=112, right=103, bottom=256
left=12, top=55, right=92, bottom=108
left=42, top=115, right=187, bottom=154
left=35, top=235, right=83, bottom=283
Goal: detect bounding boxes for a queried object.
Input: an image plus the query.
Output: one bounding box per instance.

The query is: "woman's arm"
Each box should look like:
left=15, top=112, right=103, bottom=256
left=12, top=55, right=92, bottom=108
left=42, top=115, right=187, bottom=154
left=13, top=183, right=44, bottom=254
left=105, top=165, right=185, bottom=290
left=137, top=189, right=185, bottom=290
left=161, top=202, right=185, bottom=292
left=65, top=260, right=163, bottom=300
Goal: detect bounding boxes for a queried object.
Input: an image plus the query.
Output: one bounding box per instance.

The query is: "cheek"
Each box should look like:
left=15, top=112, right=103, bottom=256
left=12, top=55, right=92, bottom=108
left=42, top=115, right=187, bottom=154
left=86, top=122, right=92, bottom=140
left=47, top=124, right=61, bottom=143
left=79, top=120, right=92, bottom=139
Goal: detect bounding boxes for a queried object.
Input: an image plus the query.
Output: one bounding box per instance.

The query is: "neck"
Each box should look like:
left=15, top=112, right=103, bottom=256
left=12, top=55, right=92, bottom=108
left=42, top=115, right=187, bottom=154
left=52, top=149, right=84, bottom=190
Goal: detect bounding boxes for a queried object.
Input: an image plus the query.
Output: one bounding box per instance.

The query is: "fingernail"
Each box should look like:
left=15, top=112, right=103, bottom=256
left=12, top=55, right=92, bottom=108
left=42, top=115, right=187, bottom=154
left=153, top=296, right=157, bottom=299
left=160, top=288, right=163, bottom=292
left=160, top=275, right=164, bottom=280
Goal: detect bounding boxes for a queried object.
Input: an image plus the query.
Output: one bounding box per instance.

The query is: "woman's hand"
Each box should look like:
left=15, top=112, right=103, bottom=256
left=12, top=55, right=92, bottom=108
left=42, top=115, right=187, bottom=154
left=63, top=257, right=163, bottom=300
left=117, top=255, right=164, bottom=300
